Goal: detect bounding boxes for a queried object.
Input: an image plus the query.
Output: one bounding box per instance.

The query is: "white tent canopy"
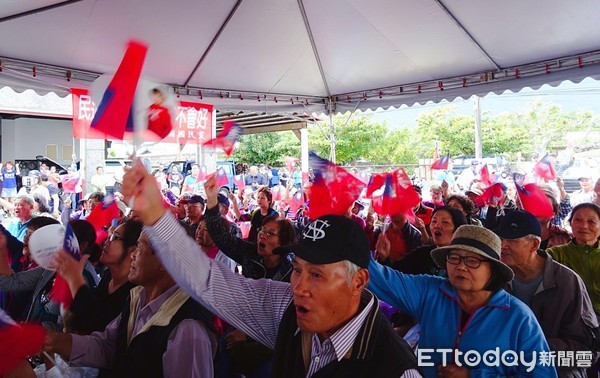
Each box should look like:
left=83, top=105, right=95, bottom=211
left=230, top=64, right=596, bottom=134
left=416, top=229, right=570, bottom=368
left=1, top=0, right=600, bottom=115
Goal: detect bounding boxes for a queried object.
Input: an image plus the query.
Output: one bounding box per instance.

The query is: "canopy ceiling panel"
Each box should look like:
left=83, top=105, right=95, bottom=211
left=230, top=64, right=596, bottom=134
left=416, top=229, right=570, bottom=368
left=0, top=0, right=599, bottom=115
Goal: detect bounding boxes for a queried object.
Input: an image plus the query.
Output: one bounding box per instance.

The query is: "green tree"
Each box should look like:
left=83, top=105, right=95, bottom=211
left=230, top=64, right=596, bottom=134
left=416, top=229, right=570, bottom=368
left=231, top=131, right=300, bottom=166
left=308, top=114, right=387, bottom=164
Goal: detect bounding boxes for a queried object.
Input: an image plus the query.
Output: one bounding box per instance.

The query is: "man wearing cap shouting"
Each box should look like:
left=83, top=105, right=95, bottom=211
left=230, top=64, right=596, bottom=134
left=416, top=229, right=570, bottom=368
left=121, top=161, right=420, bottom=377
left=494, top=210, right=599, bottom=377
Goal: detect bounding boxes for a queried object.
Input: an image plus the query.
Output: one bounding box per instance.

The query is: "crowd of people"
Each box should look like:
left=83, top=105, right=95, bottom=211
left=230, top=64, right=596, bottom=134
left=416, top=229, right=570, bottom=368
left=0, top=155, right=600, bottom=377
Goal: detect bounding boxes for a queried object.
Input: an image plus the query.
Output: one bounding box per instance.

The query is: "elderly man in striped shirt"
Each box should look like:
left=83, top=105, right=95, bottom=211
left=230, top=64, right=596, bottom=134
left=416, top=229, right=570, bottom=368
left=122, top=161, right=421, bottom=378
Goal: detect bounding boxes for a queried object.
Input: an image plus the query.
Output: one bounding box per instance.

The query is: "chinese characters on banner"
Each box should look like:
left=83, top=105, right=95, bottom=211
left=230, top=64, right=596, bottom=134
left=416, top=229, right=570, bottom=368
left=71, top=88, right=213, bottom=144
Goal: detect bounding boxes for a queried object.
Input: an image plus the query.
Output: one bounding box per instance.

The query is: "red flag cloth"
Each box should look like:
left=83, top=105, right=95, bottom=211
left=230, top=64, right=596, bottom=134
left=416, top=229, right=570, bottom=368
left=285, top=156, right=299, bottom=174
left=61, top=174, right=79, bottom=194
left=473, top=183, right=506, bottom=208
left=371, top=169, right=420, bottom=217
left=533, top=154, right=557, bottom=180
left=307, top=152, right=366, bottom=219
left=216, top=168, right=229, bottom=187
left=0, top=309, right=46, bottom=375
left=515, top=183, right=554, bottom=218
left=271, top=185, right=283, bottom=201
left=90, top=41, right=147, bottom=140
left=366, top=172, right=387, bottom=198
left=86, top=195, right=121, bottom=232
left=431, top=153, right=450, bottom=170
left=288, top=190, right=305, bottom=215
left=480, top=164, right=492, bottom=187
left=50, top=222, right=81, bottom=309
left=233, top=174, right=245, bottom=190
left=147, top=103, right=173, bottom=139
left=195, top=165, right=208, bottom=183
left=203, top=120, right=242, bottom=157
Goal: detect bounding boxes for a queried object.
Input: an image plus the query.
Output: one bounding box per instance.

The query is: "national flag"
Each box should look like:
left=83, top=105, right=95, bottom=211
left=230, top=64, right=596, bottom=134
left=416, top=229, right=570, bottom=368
left=203, top=120, right=242, bottom=157
left=370, top=169, right=420, bottom=217
left=271, top=185, right=284, bottom=201
left=431, top=153, right=450, bottom=170
left=0, top=309, right=46, bottom=375
left=534, top=154, right=556, bottom=180
left=288, top=190, right=305, bottom=215
left=195, top=165, right=208, bottom=183
left=285, top=156, right=299, bottom=174
left=233, top=174, right=245, bottom=190
left=61, top=174, right=79, bottom=194
left=216, top=167, right=229, bottom=187
left=50, top=222, right=81, bottom=309
left=512, top=172, right=526, bottom=187
left=307, top=152, right=366, bottom=219
left=366, top=172, right=387, bottom=198
left=86, top=194, right=121, bottom=232
left=480, top=164, right=492, bottom=187
left=515, top=182, right=554, bottom=218
left=90, top=40, right=147, bottom=140
left=473, top=183, right=506, bottom=208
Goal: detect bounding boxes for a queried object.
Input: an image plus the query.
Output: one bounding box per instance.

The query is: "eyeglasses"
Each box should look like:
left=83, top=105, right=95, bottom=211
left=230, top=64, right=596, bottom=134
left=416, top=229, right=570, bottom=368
left=258, top=227, right=279, bottom=238
left=446, top=253, right=489, bottom=269
left=109, top=234, right=125, bottom=242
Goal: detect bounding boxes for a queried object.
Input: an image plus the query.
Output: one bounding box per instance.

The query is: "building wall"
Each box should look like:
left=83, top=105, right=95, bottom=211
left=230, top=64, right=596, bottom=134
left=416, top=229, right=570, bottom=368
left=0, top=117, right=78, bottom=165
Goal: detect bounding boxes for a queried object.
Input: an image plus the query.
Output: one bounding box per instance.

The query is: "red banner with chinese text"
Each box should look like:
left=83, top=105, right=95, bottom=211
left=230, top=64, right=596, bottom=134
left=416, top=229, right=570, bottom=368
left=71, top=88, right=213, bottom=144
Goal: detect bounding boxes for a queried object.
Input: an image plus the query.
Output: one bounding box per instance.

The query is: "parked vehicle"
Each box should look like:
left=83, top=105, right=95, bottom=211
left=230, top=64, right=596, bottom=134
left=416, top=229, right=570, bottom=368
left=452, top=155, right=511, bottom=178
left=560, top=157, right=600, bottom=193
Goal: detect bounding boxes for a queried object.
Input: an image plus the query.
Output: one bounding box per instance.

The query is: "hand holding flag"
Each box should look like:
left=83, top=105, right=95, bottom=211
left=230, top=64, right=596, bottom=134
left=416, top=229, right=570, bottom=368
left=49, top=222, right=81, bottom=309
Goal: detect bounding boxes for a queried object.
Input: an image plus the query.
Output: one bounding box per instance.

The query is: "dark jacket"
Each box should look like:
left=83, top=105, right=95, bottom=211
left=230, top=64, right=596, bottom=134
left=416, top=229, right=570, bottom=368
left=70, top=269, right=136, bottom=334
left=505, top=251, right=600, bottom=377
left=205, top=205, right=292, bottom=282
left=270, top=291, right=419, bottom=378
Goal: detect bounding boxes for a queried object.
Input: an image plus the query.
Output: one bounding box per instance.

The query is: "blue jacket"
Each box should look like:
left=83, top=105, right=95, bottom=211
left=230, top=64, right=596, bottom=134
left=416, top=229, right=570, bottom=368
left=368, top=259, right=557, bottom=377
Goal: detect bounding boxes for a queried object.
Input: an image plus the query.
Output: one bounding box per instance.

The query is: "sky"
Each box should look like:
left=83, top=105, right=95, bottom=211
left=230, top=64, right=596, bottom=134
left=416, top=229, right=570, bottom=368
left=363, top=77, right=600, bottom=129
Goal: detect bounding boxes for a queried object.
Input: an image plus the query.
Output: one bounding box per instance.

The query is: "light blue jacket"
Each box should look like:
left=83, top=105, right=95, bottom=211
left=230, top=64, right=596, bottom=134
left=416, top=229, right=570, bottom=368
left=368, top=259, right=558, bottom=377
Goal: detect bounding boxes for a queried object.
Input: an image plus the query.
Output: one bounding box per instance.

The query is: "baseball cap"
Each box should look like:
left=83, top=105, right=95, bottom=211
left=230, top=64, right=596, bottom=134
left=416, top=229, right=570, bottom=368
left=180, top=195, right=205, bottom=206
left=275, top=214, right=370, bottom=268
left=217, top=193, right=230, bottom=208
left=28, top=170, right=41, bottom=177
left=493, top=210, right=541, bottom=239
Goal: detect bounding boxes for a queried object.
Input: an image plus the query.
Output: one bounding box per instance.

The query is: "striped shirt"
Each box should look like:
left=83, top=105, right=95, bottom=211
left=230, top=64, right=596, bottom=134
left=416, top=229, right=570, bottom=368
left=146, top=211, right=421, bottom=377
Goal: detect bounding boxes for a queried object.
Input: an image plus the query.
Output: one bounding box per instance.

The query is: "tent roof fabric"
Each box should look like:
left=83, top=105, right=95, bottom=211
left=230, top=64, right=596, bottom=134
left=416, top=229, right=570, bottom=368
left=1, top=0, right=600, bottom=115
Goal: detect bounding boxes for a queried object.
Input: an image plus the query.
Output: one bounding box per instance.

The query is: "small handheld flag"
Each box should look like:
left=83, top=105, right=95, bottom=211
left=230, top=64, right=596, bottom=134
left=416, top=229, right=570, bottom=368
left=203, top=120, right=242, bottom=157
left=0, top=308, right=46, bottom=375
left=431, top=153, right=450, bottom=170
left=91, top=41, right=148, bottom=140
left=533, top=154, right=556, bottom=181
left=50, top=222, right=81, bottom=309
left=307, top=152, right=366, bottom=219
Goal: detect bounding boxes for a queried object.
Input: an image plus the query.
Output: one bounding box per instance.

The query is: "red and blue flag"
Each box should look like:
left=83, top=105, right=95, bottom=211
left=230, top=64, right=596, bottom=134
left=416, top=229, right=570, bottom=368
left=91, top=41, right=147, bottom=140
left=233, top=174, right=245, bottom=190
left=431, top=153, right=450, bottom=170
left=533, top=154, right=556, bottom=181
left=370, top=169, right=420, bottom=218
left=0, top=309, right=46, bottom=375
left=50, top=222, right=81, bottom=309
left=307, top=152, right=366, bottom=219
left=203, top=120, right=242, bottom=156
left=515, top=182, right=554, bottom=218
